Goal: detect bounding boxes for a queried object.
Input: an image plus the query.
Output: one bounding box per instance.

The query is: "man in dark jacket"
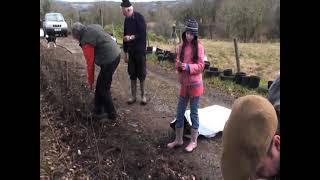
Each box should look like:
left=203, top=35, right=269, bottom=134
left=121, top=0, right=147, bottom=105
left=71, top=22, right=121, bottom=120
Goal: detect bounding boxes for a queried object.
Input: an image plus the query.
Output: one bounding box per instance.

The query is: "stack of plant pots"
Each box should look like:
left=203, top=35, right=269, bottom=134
left=156, top=48, right=164, bottom=55
left=146, top=46, right=153, bottom=54
left=204, top=65, right=220, bottom=78
left=248, top=75, right=261, bottom=89
left=220, top=69, right=235, bottom=81
left=234, top=72, right=246, bottom=84
left=204, top=61, right=210, bottom=71
left=240, top=75, right=260, bottom=89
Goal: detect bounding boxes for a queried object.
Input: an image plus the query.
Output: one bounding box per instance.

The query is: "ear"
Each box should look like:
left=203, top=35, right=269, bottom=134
left=273, top=135, right=280, bottom=151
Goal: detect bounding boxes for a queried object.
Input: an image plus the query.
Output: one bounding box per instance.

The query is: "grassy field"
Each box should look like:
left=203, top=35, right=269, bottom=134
left=148, top=39, right=280, bottom=83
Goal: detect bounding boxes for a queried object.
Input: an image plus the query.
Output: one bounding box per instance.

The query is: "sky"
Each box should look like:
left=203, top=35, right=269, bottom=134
left=58, top=0, right=176, bottom=2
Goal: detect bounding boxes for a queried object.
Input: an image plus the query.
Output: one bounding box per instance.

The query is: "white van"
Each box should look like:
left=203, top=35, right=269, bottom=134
left=43, top=13, right=68, bottom=37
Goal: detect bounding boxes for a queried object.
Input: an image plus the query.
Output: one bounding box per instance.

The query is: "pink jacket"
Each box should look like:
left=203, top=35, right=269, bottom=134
left=176, top=41, right=205, bottom=96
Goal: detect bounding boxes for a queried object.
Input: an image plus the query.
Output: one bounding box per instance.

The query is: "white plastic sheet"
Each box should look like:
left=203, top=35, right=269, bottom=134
left=40, top=28, right=44, bottom=37
left=171, top=105, right=231, bottom=138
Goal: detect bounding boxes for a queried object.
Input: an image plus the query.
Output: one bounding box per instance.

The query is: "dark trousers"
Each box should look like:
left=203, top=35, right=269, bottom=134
left=128, top=51, right=147, bottom=81
left=94, top=55, right=120, bottom=116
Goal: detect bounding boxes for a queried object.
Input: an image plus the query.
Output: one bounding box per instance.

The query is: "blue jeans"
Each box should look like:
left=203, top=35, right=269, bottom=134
left=175, top=95, right=200, bottom=129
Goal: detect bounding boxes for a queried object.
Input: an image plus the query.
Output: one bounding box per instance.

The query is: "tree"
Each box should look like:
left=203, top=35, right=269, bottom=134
left=216, top=0, right=279, bottom=42
left=172, top=0, right=223, bottom=38
left=40, top=0, right=52, bottom=18
left=152, top=3, right=174, bottom=38
left=85, top=2, right=124, bottom=27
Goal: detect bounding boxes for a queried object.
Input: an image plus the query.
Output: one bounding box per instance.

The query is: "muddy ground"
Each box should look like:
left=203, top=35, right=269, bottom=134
left=40, top=37, right=236, bottom=180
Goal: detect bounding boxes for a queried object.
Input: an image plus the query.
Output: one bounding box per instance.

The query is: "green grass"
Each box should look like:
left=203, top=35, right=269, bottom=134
left=204, top=76, right=268, bottom=98
left=199, top=40, right=280, bottom=82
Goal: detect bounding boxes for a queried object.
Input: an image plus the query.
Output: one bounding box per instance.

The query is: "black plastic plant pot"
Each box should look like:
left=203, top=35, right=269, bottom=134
left=163, top=54, right=170, bottom=61
left=157, top=54, right=165, bottom=61
left=235, top=72, right=246, bottom=76
left=169, top=52, right=176, bottom=62
left=220, top=74, right=235, bottom=81
left=212, top=71, right=220, bottom=76
left=248, top=75, right=261, bottom=89
left=159, top=51, right=171, bottom=61
left=168, top=55, right=175, bottom=62
left=210, top=67, right=218, bottom=71
left=204, top=62, right=210, bottom=70
left=156, top=48, right=163, bottom=55
left=204, top=70, right=214, bottom=78
left=241, top=76, right=250, bottom=86
left=223, top=69, right=233, bottom=76
left=234, top=72, right=246, bottom=84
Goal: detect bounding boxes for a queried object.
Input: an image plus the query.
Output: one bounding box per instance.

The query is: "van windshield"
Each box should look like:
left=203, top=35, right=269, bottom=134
left=45, top=14, right=64, bottom=22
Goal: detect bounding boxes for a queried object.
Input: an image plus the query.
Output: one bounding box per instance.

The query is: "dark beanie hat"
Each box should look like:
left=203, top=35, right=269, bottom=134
left=121, top=0, right=132, bottom=7
left=185, top=19, right=198, bottom=36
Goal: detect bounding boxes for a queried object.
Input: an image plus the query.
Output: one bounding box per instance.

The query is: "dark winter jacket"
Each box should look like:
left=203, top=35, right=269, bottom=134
left=123, top=11, right=147, bottom=54
left=79, top=24, right=121, bottom=65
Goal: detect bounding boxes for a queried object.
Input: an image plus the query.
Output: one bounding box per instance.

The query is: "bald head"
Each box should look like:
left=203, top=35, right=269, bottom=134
left=221, top=95, right=278, bottom=180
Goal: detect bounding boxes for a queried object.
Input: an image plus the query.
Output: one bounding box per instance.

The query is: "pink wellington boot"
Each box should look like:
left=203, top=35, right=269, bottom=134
left=167, top=127, right=184, bottom=149
left=185, top=128, right=198, bottom=152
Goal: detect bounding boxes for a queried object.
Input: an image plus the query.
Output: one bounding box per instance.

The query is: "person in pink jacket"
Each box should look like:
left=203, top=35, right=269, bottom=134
left=167, top=19, right=205, bottom=152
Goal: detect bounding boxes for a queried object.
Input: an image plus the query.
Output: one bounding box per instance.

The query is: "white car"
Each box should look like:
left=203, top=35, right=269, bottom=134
left=43, top=13, right=68, bottom=37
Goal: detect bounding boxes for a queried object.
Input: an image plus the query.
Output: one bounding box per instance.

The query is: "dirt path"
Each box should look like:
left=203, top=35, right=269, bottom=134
left=40, top=37, right=235, bottom=180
